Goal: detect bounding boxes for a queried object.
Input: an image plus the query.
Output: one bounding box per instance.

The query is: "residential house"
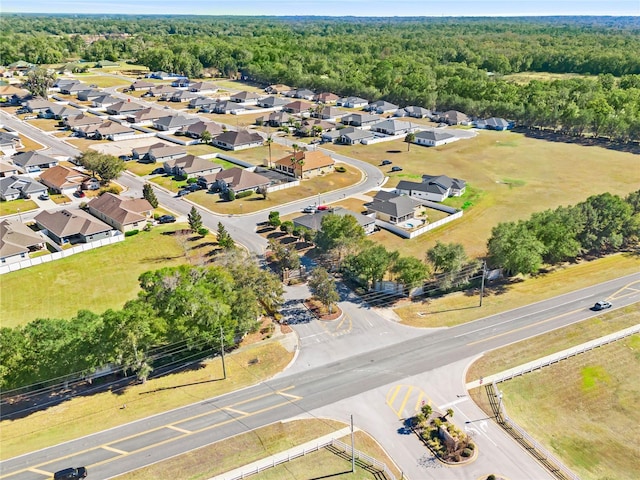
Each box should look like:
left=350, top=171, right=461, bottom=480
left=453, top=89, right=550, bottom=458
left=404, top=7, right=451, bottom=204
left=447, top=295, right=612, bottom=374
left=339, top=128, right=375, bottom=145
left=171, top=77, right=190, bottom=88
left=35, top=208, right=113, bottom=245
left=180, top=120, right=223, bottom=139
left=95, top=60, right=119, bottom=68
left=53, top=78, right=81, bottom=90
left=396, top=106, right=432, bottom=119
left=65, top=114, right=104, bottom=131
left=147, top=71, right=174, bottom=80
left=76, top=89, right=105, bottom=101
left=143, top=85, right=179, bottom=98
left=439, top=110, right=470, bottom=125
left=208, top=100, right=246, bottom=114
left=315, top=106, right=342, bottom=121
left=170, top=90, right=199, bottom=103
left=163, top=155, right=221, bottom=179
left=314, top=92, right=339, bottom=104
left=152, top=115, right=199, bottom=132
left=293, top=207, right=375, bottom=235
left=265, top=84, right=292, bottom=95
left=257, top=96, right=290, bottom=109
left=0, top=175, right=47, bottom=201
left=106, top=101, right=145, bottom=116
left=12, top=151, right=58, bottom=173
left=366, top=100, right=399, bottom=114
left=291, top=88, right=315, bottom=100
left=337, top=96, right=369, bottom=108
left=366, top=191, right=421, bottom=225
left=371, top=119, right=414, bottom=136
left=125, top=107, right=166, bottom=125
left=340, top=112, right=381, bottom=127
left=256, top=111, right=294, bottom=128
left=198, top=167, right=269, bottom=193
left=87, top=192, right=153, bottom=232
left=413, top=129, right=458, bottom=147
left=0, top=160, right=20, bottom=177
left=283, top=100, right=313, bottom=115
left=297, top=119, right=335, bottom=137
left=82, top=178, right=101, bottom=191
left=59, top=82, right=88, bottom=95
left=91, top=94, right=120, bottom=108
left=188, top=81, right=218, bottom=94
left=476, top=117, right=511, bottom=131
left=128, top=80, right=155, bottom=91
left=132, top=142, right=182, bottom=162
left=0, top=85, right=30, bottom=105
left=0, top=219, right=46, bottom=265
left=25, top=98, right=56, bottom=114
left=92, top=121, right=136, bottom=141
left=38, top=165, right=89, bottom=195
left=273, top=150, right=335, bottom=179
left=42, top=104, right=83, bottom=120
left=212, top=130, right=264, bottom=151
left=0, top=131, right=22, bottom=155
left=395, top=174, right=466, bottom=202
left=189, top=96, right=219, bottom=111
left=230, top=91, right=262, bottom=104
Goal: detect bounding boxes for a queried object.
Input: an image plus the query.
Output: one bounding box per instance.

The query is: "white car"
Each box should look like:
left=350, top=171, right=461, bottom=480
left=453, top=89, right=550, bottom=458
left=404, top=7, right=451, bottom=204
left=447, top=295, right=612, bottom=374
left=303, top=206, right=316, bottom=213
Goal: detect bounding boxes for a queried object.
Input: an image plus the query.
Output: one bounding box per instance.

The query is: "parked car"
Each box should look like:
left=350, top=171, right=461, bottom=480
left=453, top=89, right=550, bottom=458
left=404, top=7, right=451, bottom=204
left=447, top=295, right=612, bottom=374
left=151, top=167, right=166, bottom=175
left=39, top=192, right=50, bottom=200
left=186, top=183, right=202, bottom=192
left=316, top=205, right=329, bottom=211
left=177, top=189, right=190, bottom=197
left=73, top=190, right=86, bottom=198
left=391, top=166, right=403, bottom=172
left=381, top=159, right=392, bottom=166
left=303, top=206, right=316, bottom=213
left=157, top=214, right=176, bottom=224
left=592, top=300, right=612, bottom=311
left=54, top=467, right=87, bottom=479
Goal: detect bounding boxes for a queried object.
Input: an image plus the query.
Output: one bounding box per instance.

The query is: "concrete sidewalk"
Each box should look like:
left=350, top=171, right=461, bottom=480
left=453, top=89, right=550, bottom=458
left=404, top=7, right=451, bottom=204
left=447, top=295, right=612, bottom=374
left=209, top=426, right=354, bottom=480
left=466, top=323, right=640, bottom=389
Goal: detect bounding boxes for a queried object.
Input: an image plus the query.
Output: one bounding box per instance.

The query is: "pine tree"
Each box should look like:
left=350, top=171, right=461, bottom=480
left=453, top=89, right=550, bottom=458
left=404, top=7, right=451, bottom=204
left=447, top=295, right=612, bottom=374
left=142, top=183, right=159, bottom=208
left=188, top=206, right=203, bottom=233
left=216, top=222, right=235, bottom=249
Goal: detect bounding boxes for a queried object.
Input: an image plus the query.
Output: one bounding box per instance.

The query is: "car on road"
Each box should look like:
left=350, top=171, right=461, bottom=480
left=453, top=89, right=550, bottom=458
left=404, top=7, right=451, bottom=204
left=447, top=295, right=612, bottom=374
left=592, top=300, right=612, bottom=311
left=390, top=166, right=403, bottom=172
left=157, top=214, right=176, bottom=224
left=39, top=192, right=50, bottom=200
left=381, top=159, right=392, bottom=166
left=316, top=205, right=330, bottom=211
left=303, top=206, right=316, bottom=213
left=54, top=467, right=87, bottom=479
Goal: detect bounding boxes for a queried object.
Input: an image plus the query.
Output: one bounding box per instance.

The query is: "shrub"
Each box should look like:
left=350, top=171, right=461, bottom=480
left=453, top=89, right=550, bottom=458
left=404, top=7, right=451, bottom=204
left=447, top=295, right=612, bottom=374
left=153, top=213, right=160, bottom=220
left=462, top=448, right=473, bottom=457
left=186, top=177, right=198, bottom=184
left=467, top=442, right=475, bottom=450
left=198, top=227, right=209, bottom=236
left=236, top=190, right=253, bottom=199
left=227, top=189, right=236, bottom=201
left=143, top=223, right=152, bottom=232
left=125, top=229, right=139, bottom=237
left=335, top=165, right=346, bottom=173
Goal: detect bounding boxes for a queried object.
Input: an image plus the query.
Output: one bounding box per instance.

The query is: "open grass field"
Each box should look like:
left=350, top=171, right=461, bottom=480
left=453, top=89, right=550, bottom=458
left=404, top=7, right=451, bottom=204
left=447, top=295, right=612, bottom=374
left=116, top=420, right=400, bottom=480
left=503, top=71, right=592, bottom=85
left=189, top=167, right=362, bottom=215
left=200, top=111, right=267, bottom=128
left=0, top=198, right=38, bottom=216
left=0, top=224, right=218, bottom=328
left=213, top=79, right=265, bottom=93
left=25, top=118, right=61, bottom=132
left=323, top=129, right=639, bottom=258
left=393, top=253, right=640, bottom=327
left=72, top=74, right=131, bottom=88
left=0, top=338, right=294, bottom=459
left=474, top=333, right=640, bottom=480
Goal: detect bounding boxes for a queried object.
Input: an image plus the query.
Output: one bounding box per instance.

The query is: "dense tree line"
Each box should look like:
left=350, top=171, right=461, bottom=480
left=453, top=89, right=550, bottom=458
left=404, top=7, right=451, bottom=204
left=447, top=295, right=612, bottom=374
left=2, top=15, right=640, bottom=141
left=0, top=255, right=283, bottom=391
left=487, top=190, right=640, bottom=275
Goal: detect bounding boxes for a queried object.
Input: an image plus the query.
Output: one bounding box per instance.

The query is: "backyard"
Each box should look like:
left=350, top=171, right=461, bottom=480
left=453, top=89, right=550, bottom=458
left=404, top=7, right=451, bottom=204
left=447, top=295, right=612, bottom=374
left=323, top=129, right=640, bottom=258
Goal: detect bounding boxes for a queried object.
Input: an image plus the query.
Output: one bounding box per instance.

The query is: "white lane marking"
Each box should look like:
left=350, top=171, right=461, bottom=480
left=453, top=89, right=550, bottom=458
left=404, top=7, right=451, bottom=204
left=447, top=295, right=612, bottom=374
left=456, top=408, right=497, bottom=446
left=300, top=332, right=327, bottom=340
left=454, top=294, right=593, bottom=338
left=438, top=397, right=469, bottom=410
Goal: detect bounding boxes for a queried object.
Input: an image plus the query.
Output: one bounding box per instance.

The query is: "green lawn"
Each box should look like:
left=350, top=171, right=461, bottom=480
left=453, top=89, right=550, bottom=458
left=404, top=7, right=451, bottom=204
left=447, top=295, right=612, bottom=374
left=126, top=161, right=159, bottom=176
left=0, top=224, right=217, bottom=327
left=0, top=199, right=38, bottom=216
left=324, top=130, right=640, bottom=259
left=189, top=167, right=363, bottom=215
left=224, top=143, right=292, bottom=166
left=71, top=75, right=132, bottom=88
left=149, top=174, right=189, bottom=192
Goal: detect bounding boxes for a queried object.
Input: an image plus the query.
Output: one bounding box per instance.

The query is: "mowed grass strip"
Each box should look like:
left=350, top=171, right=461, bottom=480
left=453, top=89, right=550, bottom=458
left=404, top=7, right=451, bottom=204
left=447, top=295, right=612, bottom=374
left=324, top=130, right=639, bottom=258
left=0, top=339, right=294, bottom=459
left=487, top=335, right=640, bottom=480
left=394, top=253, right=640, bottom=328
left=0, top=224, right=217, bottom=328
left=115, top=422, right=400, bottom=480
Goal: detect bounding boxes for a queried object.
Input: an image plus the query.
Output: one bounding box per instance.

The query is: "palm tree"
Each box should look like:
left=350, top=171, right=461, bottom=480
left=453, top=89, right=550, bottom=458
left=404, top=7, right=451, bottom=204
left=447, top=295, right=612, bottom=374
left=405, top=132, right=416, bottom=152
left=297, top=158, right=305, bottom=178
left=200, top=130, right=212, bottom=145
left=265, top=135, right=273, bottom=168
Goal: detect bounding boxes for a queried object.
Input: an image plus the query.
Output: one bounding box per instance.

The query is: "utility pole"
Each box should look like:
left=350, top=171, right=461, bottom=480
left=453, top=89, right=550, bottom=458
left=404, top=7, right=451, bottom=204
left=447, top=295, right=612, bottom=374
left=479, top=260, right=486, bottom=307
left=351, top=414, right=355, bottom=473
left=220, top=326, right=227, bottom=379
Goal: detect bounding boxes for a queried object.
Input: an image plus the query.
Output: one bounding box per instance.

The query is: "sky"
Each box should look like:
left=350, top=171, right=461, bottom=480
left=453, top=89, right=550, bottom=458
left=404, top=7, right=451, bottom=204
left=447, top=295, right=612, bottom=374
left=2, top=0, right=639, bottom=16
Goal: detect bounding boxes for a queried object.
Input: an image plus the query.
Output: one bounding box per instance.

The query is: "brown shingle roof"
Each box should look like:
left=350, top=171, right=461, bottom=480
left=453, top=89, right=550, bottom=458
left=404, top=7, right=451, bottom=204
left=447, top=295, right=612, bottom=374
left=39, top=165, right=88, bottom=190
left=88, top=193, right=152, bottom=226
left=274, top=150, right=334, bottom=172
left=35, top=208, right=112, bottom=238
left=0, top=219, right=44, bottom=258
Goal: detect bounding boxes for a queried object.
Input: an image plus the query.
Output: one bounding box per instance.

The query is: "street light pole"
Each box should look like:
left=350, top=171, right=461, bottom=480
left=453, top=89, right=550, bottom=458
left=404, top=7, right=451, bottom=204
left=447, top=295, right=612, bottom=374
left=220, top=326, right=227, bottom=380
left=479, top=260, right=486, bottom=307
left=350, top=414, right=355, bottom=473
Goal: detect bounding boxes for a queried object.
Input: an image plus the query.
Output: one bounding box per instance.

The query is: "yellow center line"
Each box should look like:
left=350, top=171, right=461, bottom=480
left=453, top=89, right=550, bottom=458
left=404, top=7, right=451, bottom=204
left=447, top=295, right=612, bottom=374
left=166, top=425, right=191, bottom=434
left=607, top=280, right=640, bottom=300
left=277, top=389, right=303, bottom=401
left=28, top=468, right=52, bottom=476
left=222, top=406, right=249, bottom=415
left=467, top=308, right=582, bottom=346
left=101, top=445, right=128, bottom=455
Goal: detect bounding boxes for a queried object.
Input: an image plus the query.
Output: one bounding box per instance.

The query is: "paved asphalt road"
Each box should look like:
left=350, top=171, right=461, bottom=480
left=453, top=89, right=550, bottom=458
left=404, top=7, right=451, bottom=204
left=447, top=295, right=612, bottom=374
left=2, top=273, right=638, bottom=480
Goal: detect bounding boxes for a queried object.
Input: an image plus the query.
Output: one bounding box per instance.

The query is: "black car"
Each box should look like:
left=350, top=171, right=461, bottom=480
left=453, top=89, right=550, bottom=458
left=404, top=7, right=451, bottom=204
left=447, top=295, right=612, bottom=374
left=177, top=189, right=190, bottom=197
left=381, top=159, right=392, bottom=166
left=54, top=467, right=87, bottom=479
left=157, top=214, right=176, bottom=224
left=391, top=166, right=403, bottom=172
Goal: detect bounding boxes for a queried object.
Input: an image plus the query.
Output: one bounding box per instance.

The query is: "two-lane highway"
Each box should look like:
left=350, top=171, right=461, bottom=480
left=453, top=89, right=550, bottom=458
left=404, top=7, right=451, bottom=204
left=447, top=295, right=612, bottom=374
left=2, top=273, right=637, bottom=479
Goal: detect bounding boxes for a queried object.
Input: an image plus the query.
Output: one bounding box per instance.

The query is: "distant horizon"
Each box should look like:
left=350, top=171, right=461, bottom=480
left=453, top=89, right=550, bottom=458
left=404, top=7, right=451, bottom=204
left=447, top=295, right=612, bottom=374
left=2, top=1, right=639, bottom=17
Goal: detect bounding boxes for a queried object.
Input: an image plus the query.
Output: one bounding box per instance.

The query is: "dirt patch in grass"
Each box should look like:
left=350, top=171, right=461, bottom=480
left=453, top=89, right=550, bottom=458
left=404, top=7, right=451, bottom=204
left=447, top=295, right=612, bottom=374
left=488, top=335, right=640, bottom=480
left=394, top=253, right=640, bottom=328
left=0, top=340, right=294, bottom=460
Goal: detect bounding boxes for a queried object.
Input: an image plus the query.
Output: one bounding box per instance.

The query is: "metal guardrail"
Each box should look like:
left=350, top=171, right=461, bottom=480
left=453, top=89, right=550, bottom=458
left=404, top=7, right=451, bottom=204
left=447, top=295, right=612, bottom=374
left=219, top=438, right=397, bottom=480
left=491, top=382, right=580, bottom=480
